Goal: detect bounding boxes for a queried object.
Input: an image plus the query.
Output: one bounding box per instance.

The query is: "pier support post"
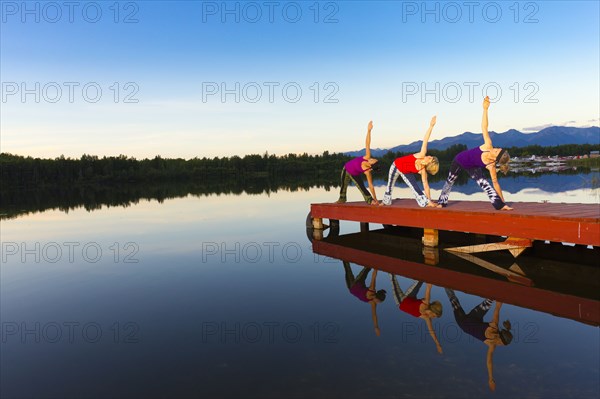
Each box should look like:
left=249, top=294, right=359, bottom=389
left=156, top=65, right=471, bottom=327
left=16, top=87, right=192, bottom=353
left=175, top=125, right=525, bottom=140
left=312, top=218, right=324, bottom=230
left=360, top=222, right=369, bottom=233
left=312, top=229, right=324, bottom=241
left=422, top=228, right=439, bottom=247
left=422, top=247, right=439, bottom=265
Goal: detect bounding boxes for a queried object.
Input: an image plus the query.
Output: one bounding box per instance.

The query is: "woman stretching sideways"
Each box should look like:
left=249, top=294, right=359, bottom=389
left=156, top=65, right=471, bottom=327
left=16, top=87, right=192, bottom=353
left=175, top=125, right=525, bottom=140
left=336, top=121, right=381, bottom=205
left=383, top=116, right=440, bottom=207
left=437, top=97, right=512, bottom=210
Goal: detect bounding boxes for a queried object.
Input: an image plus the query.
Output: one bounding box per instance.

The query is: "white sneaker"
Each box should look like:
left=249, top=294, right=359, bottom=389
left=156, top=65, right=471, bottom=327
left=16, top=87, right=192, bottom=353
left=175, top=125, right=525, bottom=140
left=382, top=193, right=392, bottom=206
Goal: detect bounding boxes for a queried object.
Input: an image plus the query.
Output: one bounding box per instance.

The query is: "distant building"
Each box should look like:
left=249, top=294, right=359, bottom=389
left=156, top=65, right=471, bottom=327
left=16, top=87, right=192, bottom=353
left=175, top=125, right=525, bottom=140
left=590, top=151, right=600, bottom=158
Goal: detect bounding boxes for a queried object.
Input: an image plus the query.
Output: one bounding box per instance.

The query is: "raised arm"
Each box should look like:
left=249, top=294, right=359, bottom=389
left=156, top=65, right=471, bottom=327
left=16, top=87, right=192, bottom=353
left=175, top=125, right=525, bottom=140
left=371, top=301, right=381, bottom=336
left=418, top=116, right=437, bottom=157
left=487, top=344, right=496, bottom=391
left=370, top=270, right=380, bottom=336
left=482, top=96, right=492, bottom=147
left=365, top=121, right=373, bottom=159
left=486, top=302, right=504, bottom=390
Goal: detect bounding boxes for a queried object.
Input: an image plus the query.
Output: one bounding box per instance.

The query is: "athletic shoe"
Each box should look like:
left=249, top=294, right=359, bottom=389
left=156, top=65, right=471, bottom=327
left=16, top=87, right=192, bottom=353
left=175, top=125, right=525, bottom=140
left=382, top=193, right=392, bottom=206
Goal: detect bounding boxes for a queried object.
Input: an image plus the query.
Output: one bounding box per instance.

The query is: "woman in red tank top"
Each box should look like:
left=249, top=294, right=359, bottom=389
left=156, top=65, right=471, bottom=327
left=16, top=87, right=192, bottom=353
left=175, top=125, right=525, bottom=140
left=382, top=116, right=441, bottom=208
left=390, top=276, right=444, bottom=354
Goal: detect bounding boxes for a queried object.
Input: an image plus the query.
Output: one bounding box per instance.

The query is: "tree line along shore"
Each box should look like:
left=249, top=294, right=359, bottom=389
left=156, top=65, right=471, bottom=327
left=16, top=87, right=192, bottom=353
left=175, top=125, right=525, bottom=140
left=2, top=143, right=599, bottom=189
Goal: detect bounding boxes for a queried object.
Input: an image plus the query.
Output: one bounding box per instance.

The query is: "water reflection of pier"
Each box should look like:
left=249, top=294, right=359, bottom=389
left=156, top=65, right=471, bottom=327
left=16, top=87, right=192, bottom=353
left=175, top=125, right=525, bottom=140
left=312, top=228, right=600, bottom=326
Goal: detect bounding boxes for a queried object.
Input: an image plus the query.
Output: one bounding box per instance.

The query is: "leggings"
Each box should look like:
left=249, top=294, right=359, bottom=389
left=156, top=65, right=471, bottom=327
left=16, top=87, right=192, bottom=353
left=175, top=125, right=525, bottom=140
left=338, top=167, right=374, bottom=204
left=445, top=288, right=493, bottom=321
left=384, top=164, right=429, bottom=207
left=390, top=275, right=423, bottom=306
left=344, top=261, right=371, bottom=289
left=437, top=160, right=506, bottom=210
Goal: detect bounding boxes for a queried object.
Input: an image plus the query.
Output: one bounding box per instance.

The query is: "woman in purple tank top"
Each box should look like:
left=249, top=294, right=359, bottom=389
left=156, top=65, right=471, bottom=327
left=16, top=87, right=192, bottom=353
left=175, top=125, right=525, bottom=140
left=437, top=97, right=513, bottom=210
left=336, top=121, right=381, bottom=205
left=446, top=289, right=513, bottom=391
left=343, top=262, right=386, bottom=336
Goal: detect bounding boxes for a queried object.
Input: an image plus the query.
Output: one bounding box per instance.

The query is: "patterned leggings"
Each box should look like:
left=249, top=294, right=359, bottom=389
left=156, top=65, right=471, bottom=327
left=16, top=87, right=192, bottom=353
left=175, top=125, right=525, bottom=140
left=390, top=275, right=423, bottom=306
left=343, top=261, right=371, bottom=289
left=445, top=288, right=493, bottom=320
left=338, top=167, right=374, bottom=204
left=437, top=160, right=506, bottom=210
left=383, top=164, right=429, bottom=207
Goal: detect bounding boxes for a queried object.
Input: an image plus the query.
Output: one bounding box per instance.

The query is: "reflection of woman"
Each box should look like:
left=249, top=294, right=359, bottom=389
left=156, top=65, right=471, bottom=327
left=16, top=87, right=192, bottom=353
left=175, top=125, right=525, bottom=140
left=437, top=96, right=512, bottom=210
left=336, top=121, right=381, bottom=206
left=390, top=276, right=443, bottom=354
left=445, top=288, right=513, bottom=391
left=343, top=262, right=386, bottom=336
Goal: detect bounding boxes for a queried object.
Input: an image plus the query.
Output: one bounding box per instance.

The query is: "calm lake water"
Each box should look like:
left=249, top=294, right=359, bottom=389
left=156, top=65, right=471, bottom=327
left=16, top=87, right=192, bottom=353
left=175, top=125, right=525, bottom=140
left=1, top=172, right=599, bottom=398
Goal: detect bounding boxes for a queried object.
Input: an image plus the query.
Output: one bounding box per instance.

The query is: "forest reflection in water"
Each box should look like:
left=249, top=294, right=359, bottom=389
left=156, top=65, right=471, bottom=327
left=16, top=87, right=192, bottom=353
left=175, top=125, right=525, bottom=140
left=2, top=168, right=598, bottom=221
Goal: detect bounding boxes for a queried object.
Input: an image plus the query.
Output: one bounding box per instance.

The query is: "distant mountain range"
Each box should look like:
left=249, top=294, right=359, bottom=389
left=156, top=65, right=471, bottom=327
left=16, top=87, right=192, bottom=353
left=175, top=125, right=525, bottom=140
left=345, top=126, right=600, bottom=157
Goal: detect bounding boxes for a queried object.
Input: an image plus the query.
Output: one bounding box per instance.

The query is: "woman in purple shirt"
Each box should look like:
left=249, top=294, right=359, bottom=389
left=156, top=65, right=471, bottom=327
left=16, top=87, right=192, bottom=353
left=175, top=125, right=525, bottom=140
left=445, top=288, right=513, bottom=391
left=343, top=262, right=386, bottom=336
left=336, top=121, right=381, bottom=205
left=437, top=97, right=512, bottom=210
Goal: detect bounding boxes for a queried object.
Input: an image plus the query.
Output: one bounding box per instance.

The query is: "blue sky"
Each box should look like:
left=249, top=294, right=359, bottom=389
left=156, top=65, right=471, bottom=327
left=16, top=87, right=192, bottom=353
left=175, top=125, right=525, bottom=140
left=1, top=1, right=599, bottom=158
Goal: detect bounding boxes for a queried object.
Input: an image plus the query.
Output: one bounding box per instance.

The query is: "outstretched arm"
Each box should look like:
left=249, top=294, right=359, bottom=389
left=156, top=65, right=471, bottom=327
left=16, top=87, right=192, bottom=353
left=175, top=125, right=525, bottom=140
left=425, top=317, right=443, bottom=354
left=421, top=171, right=441, bottom=208
left=482, top=96, right=493, bottom=148
left=423, top=283, right=442, bottom=353
left=492, top=302, right=502, bottom=325
left=488, top=166, right=505, bottom=202
left=369, top=269, right=378, bottom=291
left=418, top=116, right=437, bottom=157
left=365, top=171, right=379, bottom=205
left=365, top=121, right=373, bottom=159
left=421, top=170, right=432, bottom=200
left=488, top=167, right=513, bottom=210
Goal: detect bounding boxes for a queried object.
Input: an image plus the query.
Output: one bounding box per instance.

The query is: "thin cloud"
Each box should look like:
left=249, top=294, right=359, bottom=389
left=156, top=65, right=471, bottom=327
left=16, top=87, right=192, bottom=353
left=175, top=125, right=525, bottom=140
left=522, top=123, right=554, bottom=132
left=523, top=119, right=600, bottom=132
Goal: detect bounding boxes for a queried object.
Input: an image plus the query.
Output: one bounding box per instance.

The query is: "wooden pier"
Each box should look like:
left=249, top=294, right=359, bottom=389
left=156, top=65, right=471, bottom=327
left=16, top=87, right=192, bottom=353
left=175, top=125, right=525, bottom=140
left=309, top=200, right=600, bottom=255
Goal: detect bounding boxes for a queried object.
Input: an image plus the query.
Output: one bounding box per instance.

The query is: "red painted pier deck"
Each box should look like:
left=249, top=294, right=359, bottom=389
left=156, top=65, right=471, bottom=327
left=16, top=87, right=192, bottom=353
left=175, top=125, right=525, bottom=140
left=310, top=200, right=600, bottom=247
